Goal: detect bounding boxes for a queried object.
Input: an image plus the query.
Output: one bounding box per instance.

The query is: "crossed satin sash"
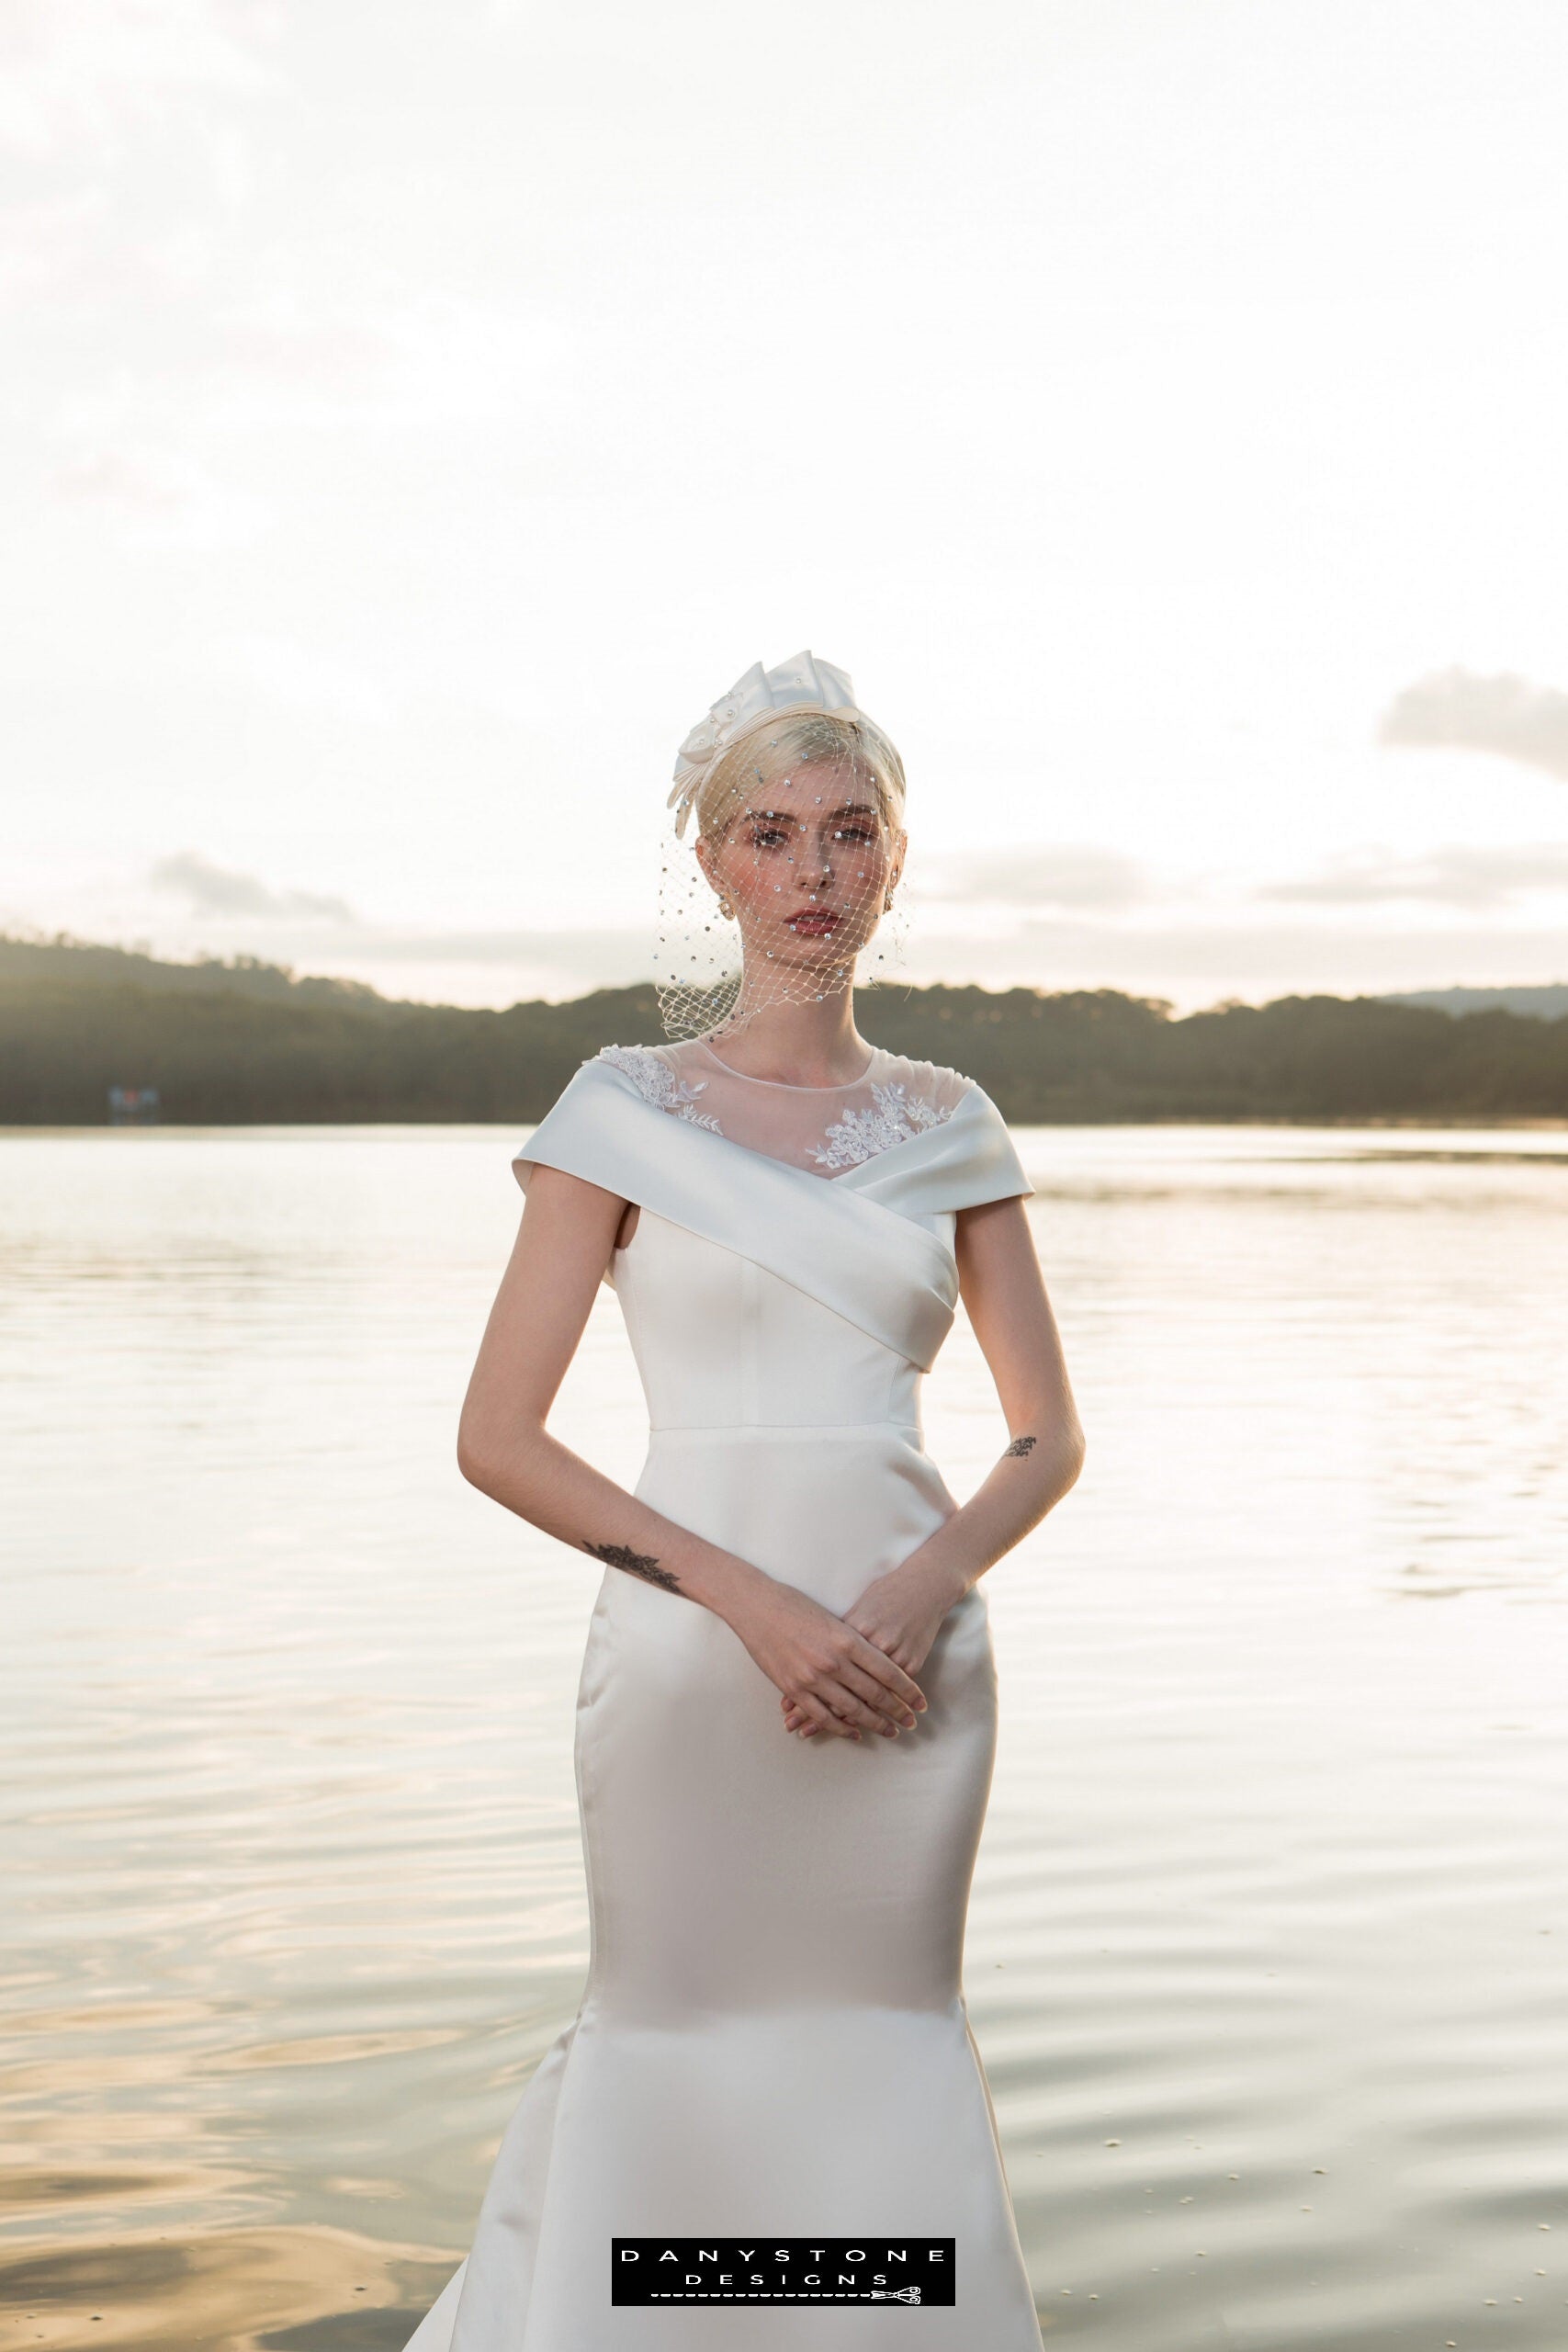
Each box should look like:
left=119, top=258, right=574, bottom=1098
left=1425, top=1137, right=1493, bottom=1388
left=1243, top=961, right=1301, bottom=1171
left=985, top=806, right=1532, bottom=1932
left=512, top=1057, right=1033, bottom=1374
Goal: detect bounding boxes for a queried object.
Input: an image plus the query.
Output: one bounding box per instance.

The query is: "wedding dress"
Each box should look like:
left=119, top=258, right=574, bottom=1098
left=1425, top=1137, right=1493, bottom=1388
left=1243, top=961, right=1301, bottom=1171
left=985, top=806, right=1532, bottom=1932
left=403, top=1036, right=1044, bottom=2349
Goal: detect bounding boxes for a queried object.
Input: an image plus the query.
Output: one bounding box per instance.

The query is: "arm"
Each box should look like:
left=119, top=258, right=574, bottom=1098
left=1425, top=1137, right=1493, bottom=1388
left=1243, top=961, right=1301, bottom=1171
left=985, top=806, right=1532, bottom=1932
left=919, top=1189, right=1086, bottom=1596
left=782, top=1192, right=1084, bottom=1735
left=457, top=1161, right=930, bottom=1742
left=457, top=1162, right=756, bottom=1619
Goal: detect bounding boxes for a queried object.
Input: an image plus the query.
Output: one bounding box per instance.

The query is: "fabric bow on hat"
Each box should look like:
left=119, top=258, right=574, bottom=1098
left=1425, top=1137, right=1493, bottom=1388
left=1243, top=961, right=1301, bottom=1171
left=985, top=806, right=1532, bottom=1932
left=667, top=648, right=861, bottom=838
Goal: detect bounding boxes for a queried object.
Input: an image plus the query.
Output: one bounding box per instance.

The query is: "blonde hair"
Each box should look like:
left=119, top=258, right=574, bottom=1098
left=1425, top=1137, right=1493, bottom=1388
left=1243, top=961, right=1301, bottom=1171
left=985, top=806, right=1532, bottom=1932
left=692, top=710, right=907, bottom=844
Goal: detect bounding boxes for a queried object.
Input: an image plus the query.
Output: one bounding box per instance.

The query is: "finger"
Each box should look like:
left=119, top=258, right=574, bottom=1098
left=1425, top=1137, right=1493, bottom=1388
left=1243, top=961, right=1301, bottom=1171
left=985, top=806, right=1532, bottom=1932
left=793, top=1689, right=863, bottom=1741
left=799, top=1651, right=910, bottom=1736
left=819, top=1673, right=908, bottom=1737
left=849, top=1637, right=928, bottom=1714
left=832, top=1654, right=920, bottom=1728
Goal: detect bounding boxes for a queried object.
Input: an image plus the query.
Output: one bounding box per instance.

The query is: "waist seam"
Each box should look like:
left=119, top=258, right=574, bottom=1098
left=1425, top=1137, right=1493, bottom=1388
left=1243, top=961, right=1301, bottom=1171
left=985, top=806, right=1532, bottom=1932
left=646, top=1419, right=924, bottom=1441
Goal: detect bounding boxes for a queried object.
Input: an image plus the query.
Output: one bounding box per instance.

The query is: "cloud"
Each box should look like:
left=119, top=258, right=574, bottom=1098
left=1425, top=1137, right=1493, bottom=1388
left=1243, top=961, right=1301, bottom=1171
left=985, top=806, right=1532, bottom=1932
left=891, top=917, right=1568, bottom=1011
left=1257, top=842, right=1568, bottom=910
left=234, top=633, right=393, bottom=724
left=0, top=0, right=274, bottom=162
left=149, top=853, right=357, bottom=923
left=913, top=843, right=1151, bottom=911
left=50, top=443, right=274, bottom=548
left=31, top=891, right=1568, bottom=1017
left=201, top=284, right=569, bottom=435
left=128, top=883, right=650, bottom=993
left=164, top=921, right=655, bottom=1007
left=51, top=447, right=188, bottom=518
left=1378, top=667, right=1568, bottom=782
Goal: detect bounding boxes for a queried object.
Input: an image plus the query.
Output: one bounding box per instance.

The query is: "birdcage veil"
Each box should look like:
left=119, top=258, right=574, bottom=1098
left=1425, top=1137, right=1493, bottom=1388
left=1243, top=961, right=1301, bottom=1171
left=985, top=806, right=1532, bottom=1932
left=654, top=649, right=911, bottom=1044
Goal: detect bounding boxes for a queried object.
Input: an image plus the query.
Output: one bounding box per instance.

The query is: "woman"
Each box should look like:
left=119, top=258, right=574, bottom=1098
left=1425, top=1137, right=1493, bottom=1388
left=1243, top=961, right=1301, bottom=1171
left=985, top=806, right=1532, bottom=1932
left=405, top=651, right=1084, bottom=2349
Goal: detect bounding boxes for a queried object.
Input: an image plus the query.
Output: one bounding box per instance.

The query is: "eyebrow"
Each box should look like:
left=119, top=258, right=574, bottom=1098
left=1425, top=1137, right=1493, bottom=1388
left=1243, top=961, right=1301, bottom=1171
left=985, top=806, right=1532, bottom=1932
left=742, top=802, right=879, bottom=824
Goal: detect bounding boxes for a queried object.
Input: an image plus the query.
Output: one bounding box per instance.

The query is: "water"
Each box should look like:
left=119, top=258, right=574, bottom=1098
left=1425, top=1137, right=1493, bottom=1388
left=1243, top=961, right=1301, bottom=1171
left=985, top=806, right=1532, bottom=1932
left=3, top=1123, right=1566, bottom=2351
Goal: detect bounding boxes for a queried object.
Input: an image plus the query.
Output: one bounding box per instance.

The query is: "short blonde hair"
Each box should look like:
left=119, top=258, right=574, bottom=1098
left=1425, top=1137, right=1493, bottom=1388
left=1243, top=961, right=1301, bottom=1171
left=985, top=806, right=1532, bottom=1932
left=692, top=710, right=906, bottom=843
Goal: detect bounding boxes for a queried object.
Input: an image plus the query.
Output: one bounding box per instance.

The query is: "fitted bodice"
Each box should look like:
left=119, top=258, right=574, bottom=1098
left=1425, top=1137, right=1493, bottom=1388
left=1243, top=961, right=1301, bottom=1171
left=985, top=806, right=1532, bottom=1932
left=611, top=1207, right=942, bottom=1435
left=511, top=1047, right=1035, bottom=1428
left=589, top=1040, right=968, bottom=1434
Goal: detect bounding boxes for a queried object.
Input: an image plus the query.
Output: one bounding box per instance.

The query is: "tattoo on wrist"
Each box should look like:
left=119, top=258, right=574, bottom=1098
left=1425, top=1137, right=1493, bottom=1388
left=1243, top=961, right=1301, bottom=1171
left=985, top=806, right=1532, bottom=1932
left=1003, top=1433, right=1037, bottom=1457
left=582, top=1538, right=682, bottom=1593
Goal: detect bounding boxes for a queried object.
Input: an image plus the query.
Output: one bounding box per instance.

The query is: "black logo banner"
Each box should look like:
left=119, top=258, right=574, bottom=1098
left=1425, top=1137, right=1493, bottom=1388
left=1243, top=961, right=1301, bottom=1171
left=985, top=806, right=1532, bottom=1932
left=612, top=2238, right=954, bottom=2306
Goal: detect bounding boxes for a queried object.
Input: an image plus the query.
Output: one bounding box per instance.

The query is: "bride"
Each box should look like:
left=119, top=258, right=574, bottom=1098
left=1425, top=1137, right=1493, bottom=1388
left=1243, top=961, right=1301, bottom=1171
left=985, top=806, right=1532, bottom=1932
left=403, top=650, right=1085, bottom=2348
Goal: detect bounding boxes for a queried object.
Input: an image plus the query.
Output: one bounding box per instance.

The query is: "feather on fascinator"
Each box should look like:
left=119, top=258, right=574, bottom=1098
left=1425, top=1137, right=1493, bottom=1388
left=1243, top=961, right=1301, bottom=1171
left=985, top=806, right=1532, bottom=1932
left=667, top=649, right=893, bottom=839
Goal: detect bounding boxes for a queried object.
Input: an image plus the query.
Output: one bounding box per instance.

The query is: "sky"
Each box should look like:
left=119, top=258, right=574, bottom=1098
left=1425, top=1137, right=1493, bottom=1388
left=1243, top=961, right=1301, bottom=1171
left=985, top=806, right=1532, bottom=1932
left=6, top=0, right=1568, bottom=1013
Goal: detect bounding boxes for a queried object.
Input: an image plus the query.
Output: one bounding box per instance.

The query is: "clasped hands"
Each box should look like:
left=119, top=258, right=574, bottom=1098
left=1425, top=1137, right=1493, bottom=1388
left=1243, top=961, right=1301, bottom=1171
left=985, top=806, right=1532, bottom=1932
left=729, top=1555, right=968, bottom=1745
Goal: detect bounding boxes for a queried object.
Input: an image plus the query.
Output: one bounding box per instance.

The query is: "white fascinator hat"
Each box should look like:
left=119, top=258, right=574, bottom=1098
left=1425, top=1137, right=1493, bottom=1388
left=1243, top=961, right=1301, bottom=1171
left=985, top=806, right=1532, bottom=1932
left=666, top=649, right=906, bottom=841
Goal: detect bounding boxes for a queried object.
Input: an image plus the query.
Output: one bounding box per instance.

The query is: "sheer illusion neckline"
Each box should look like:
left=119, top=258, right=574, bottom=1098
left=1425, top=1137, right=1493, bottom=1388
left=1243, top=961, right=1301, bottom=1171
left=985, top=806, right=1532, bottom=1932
left=694, top=1036, right=878, bottom=1092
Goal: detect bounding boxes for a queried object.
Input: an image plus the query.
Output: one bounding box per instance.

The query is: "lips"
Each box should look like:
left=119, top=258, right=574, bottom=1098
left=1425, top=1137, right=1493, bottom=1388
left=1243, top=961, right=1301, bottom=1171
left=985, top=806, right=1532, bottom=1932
left=787, top=910, right=840, bottom=933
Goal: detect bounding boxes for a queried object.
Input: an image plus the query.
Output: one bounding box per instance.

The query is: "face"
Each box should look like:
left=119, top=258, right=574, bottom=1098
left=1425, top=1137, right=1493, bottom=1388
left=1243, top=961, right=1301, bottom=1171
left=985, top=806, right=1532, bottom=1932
left=695, top=755, right=906, bottom=983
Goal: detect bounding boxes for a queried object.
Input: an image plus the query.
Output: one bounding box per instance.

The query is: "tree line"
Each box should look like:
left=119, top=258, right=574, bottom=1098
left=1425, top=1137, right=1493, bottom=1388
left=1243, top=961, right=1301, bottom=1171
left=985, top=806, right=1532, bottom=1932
left=1, top=932, right=1565, bottom=1125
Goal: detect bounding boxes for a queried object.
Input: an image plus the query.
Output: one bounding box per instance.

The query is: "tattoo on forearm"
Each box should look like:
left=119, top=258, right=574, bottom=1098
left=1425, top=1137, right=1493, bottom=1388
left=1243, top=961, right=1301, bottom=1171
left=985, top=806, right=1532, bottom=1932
left=1003, top=1433, right=1037, bottom=1457
left=582, top=1537, right=682, bottom=1593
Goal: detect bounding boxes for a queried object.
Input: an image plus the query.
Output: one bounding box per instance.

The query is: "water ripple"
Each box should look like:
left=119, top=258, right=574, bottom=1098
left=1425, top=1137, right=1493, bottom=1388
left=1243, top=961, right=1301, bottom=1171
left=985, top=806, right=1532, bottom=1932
left=4, top=1125, right=1567, bottom=2347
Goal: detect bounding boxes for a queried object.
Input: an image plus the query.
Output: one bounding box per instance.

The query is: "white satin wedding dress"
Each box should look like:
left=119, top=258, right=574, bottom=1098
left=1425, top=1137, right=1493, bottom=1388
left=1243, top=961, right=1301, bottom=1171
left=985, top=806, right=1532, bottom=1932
left=403, top=1037, right=1044, bottom=2349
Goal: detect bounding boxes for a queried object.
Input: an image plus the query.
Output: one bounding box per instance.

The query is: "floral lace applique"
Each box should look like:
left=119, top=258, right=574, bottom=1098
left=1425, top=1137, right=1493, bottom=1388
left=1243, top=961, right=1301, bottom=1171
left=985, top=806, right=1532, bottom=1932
left=807, top=1080, right=958, bottom=1172
left=595, top=1044, right=725, bottom=1134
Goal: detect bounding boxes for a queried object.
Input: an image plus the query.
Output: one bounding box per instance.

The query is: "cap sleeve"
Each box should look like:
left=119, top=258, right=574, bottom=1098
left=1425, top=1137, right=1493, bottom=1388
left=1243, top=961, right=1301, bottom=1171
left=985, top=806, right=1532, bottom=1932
left=941, top=1081, right=1034, bottom=1209
left=512, top=1059, right=640, bottom=1202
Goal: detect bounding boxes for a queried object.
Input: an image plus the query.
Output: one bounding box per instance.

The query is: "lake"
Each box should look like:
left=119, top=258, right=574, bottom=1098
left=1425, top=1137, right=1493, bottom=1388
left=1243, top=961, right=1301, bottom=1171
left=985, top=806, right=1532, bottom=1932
left=3, top=1123, right=1566, bottom=2350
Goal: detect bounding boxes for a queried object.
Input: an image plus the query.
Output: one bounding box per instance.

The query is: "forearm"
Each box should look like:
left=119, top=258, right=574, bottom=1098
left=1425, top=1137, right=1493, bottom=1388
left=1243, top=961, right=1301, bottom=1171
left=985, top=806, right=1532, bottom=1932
left=897, top=1415, right=1085, bottom=1606
left=459, top=1424, right=769, bottom=1626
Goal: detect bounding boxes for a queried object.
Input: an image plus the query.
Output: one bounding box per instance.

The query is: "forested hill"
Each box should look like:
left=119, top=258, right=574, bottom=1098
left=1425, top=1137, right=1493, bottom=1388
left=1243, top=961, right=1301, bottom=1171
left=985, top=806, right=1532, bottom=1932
left=2, top=932, right=1566, bottom=1125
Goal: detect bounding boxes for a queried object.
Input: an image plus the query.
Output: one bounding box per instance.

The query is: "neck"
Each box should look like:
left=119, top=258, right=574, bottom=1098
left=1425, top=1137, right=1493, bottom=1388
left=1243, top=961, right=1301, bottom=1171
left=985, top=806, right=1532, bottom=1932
left=706, top=989, right=873, bottom=1087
